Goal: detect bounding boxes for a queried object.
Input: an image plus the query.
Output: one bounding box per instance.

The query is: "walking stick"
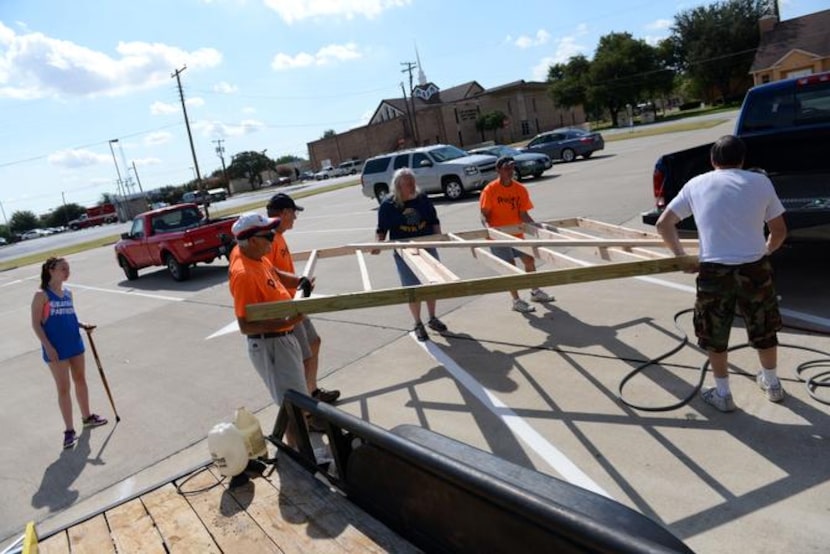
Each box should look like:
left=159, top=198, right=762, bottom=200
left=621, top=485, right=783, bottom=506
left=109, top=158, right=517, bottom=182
left=84, top=328, right=121, bottom=422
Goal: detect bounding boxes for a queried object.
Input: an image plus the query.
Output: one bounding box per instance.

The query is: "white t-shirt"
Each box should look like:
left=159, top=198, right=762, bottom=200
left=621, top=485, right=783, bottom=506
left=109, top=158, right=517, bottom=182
left=666, top=168, right=785, bottom=264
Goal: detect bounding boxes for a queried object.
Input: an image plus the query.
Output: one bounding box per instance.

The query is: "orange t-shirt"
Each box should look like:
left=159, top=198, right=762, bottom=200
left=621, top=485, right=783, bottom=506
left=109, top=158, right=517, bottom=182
left=266, top=233, right=299, bottom=297
left=479, top=178, right=533, bottom=231
left=228, top=249, right=294, bottom=331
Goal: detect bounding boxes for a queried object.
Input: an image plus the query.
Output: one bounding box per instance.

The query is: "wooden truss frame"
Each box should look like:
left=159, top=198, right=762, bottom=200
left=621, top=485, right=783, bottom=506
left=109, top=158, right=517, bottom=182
left=247, top=218, right=698, bottom=322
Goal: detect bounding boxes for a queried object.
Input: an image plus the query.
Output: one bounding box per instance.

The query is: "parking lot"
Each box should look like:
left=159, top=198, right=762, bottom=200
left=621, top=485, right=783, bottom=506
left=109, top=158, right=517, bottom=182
left=2, top=118, right=829, bottom=553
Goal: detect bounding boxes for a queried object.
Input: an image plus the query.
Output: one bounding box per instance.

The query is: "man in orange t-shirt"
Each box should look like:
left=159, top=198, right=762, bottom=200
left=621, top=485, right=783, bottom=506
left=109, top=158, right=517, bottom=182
left=228, top=212, right=306, bottom=446
left=266, top=193, right=340, bottom=406
left=479, top=156, right=553, bottom=313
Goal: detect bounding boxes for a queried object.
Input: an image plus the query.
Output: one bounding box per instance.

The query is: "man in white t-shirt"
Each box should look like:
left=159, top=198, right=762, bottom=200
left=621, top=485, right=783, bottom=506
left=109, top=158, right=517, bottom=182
left=656, top=135, right=787, bottom=412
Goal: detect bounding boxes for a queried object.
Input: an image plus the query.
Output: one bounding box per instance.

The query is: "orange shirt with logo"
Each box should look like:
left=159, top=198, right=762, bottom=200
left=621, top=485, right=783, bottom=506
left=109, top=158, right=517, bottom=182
left=479, top=178, right=533, bottom=234
left=228, top=247, right=294, bottom=331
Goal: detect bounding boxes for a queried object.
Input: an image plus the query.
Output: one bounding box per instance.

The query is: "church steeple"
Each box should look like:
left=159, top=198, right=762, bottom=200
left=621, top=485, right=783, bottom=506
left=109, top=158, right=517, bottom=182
left=415, top=43, right=427, bottom=86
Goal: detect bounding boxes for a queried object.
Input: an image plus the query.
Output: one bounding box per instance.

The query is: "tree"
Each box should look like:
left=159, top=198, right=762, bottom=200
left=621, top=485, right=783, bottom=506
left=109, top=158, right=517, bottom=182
left=475, top=110, right=507, bottom=142
left=227, top=151, right=275, bottom=189
left=322, top=129, right=336, bottom=139
left=547, top=55, right=592, bottom=110
left=670, top=0, right=764, bottom=102
left=275, top=155, right=303, bottom=165
left=45, top=203, right=85, bottom=228
left=9, top=210, right=39, bottom=233
left=589, top=32, right=665, bottom=127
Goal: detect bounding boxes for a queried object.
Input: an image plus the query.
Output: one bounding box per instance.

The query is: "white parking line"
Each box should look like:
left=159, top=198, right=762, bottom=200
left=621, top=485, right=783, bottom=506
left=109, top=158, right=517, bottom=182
left=70, top=283, right=185, bottom=302
left=416, top=336, right=611, bottom=498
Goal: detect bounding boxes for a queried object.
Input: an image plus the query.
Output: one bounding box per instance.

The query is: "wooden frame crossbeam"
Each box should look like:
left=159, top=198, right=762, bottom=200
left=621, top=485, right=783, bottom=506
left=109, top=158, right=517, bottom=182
left=246, top=218, right=697, bottom=322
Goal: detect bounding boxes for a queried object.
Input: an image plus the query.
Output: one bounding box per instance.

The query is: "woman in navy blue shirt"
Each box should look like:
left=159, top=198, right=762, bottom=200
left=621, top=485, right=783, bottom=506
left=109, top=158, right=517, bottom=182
left=31, top=257, right=108, bottom=450
left=374, top=168, right=448, bottom=341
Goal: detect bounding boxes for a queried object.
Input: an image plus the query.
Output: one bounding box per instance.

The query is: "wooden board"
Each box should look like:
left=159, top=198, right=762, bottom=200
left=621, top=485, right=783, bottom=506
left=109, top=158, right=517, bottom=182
left=67, top=514, right=115, bottom=554
left=107, top=498, right=166, bottom=554
left=245, top=218, right=696, bottom=322
left=141, top=482, right=221, bottom=553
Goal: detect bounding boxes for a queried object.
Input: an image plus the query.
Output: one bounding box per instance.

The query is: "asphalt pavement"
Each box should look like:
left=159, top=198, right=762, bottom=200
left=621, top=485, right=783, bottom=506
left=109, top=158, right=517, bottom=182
left=2, top=119, right=829, bottom=553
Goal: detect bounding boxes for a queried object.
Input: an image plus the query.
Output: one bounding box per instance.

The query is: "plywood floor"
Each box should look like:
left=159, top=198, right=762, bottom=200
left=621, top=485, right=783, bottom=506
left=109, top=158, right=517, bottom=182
left=36, top=457, right=418, bottom=553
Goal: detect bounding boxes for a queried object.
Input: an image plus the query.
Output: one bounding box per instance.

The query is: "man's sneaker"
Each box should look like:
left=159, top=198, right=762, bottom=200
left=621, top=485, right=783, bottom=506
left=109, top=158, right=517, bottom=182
left=63, top=430, right=77, bottom=450
left=530, top=289, right=553, bottom=303
left=83, top=414, right=108, bottom=428
left=312, top=388, right=341, bottom=404
left=512, top=298, right=536, bottom=313
left=756, top=372, right=785, bottom=402
left=413, top=322, right=429, bottom=341
left=427, top=317, right=448, bottom=332
left=700, top=387, right=736, bottom=412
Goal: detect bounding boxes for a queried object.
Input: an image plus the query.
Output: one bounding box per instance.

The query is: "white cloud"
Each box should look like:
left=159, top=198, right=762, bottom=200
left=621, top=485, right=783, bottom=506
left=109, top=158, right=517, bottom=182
left=529, top=25, right=590, bottom=81
left=150, top=101, right=178, bottom=115
left=514, top=29, right=551, bottom=49
left=213, top=81, right=238, bottom=94
left=144, top=132, right=172, bottom=145
left=194, top=119, right=265, bottom=138
left=48, top=149, right=109, bottom=169
left=186, top=97, right=205, bottom=108
left=264, top=0, right=411, bottom=24
left=242, top=106, right=256, bottom=114
left=0, top=22, right=222, bottom=100
left=272, top=42, right=362, bottom=71
left=646, top=19, right=672, bottom=31
left=132, top=157, right=161, bottom=166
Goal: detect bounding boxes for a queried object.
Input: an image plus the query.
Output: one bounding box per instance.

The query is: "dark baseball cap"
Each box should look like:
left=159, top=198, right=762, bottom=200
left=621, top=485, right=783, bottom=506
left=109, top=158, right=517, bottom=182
left=267, top=193, right=304, bottom=212
left=495, top=156, right=516, bottom=169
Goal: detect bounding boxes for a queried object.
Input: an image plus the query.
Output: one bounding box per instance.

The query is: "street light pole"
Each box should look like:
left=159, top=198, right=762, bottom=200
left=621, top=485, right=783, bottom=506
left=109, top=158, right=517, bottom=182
left=109, top=139, right=130, bottom=218
left=0, top=200, right=8, bottom=227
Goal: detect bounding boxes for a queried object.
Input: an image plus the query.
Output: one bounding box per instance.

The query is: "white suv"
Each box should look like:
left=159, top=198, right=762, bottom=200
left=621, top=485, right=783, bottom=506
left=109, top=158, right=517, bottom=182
left=360, top=144, right=497, bottom=203
left=334, top=159, right=363, bottom=177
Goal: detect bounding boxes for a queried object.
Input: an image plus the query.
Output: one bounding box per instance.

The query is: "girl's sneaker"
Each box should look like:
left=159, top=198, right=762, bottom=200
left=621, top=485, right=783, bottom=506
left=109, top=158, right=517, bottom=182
left=83, top=414, right=108, bottom=428
left=63, top=429, right=77, bottom=449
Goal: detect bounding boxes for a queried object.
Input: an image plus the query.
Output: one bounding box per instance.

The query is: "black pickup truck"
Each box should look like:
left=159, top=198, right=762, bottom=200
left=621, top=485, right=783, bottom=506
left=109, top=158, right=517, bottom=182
left=642, top=72, right=830, bottom=241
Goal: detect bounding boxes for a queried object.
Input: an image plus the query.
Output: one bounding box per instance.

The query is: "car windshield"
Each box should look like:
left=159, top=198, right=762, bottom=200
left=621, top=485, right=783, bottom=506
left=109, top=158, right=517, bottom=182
left=493, top=145, right=520, bottom=156
left=428, top=145, right=468, bottom=162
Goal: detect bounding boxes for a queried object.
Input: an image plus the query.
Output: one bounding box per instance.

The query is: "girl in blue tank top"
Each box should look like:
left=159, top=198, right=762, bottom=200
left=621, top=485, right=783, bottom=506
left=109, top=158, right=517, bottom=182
left=31, top=257, right=108, bottom=449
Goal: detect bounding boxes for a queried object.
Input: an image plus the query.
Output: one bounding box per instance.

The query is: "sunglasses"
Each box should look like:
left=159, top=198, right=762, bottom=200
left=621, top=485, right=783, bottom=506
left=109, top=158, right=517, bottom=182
left=254, top=231, right=276, bottom=242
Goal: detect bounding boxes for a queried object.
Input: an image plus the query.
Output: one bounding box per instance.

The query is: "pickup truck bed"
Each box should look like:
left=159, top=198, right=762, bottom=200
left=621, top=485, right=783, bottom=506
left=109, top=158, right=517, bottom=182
left=643, top=72, right=830, bottom=241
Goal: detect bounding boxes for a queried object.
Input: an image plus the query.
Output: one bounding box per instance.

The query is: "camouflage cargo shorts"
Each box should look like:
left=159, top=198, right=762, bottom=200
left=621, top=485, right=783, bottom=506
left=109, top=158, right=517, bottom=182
left=693, top=257, right=782, bottom=353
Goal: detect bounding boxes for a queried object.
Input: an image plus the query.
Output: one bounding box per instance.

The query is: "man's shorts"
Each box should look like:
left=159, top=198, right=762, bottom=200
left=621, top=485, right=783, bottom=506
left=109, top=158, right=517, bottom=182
left=694, top=257, right=781, bottom=353
left=393, top=248, right=439, bottom=287
left=293, top=317, right=319, bottom=360
left=246, top=333, right=306, bottom=405
left=490, top=246, right=532, bottom=265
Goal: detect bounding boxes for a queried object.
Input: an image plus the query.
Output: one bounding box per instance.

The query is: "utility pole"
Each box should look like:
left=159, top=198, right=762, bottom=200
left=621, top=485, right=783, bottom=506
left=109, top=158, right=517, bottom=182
left=401, top=61, right=421, bottom=145
left=109, top=139, right=130, bottom=219
left=131, top=161, right=145, bottom=195
left=399, top=82, right=415, bottom=145
left=171, top=65, right=210, bottom=218
left=213, top=138, right=229, bottom=194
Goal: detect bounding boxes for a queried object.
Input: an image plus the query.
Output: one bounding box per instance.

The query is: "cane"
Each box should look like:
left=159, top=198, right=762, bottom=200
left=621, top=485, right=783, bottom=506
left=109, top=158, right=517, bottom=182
left=84, top=328, right=121, bottom=422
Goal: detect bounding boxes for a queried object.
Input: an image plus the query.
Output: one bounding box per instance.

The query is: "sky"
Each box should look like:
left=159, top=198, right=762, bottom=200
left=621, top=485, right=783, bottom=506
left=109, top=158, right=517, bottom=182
left=0, top=0, right=824, bottom=218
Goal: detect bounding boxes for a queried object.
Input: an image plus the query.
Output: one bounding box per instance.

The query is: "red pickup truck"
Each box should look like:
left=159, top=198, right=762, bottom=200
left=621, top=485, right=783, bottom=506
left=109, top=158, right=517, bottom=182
left=115, top=203, right=237, bottom=281
left=68, top=203, right=118, bottom=230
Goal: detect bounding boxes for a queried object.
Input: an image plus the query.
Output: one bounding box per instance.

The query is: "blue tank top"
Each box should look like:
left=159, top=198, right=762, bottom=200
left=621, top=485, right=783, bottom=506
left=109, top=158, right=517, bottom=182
left=41, top=287, right=85, bottom=362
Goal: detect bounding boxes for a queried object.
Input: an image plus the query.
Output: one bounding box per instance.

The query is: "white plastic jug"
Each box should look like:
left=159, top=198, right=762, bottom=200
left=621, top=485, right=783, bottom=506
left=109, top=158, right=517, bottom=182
left=234, top=407, right=267, bottom=459
left=208, top=422, right=248, bottom=477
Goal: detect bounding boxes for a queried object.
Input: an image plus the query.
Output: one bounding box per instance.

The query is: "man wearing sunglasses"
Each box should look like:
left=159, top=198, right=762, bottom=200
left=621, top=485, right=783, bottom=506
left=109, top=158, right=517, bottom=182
left=228, top=212, right=307, bottom=446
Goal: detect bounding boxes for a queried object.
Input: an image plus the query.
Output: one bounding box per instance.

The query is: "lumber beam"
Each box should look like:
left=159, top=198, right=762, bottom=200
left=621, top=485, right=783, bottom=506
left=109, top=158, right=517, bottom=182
left=246, top=255, right=697, bottom=321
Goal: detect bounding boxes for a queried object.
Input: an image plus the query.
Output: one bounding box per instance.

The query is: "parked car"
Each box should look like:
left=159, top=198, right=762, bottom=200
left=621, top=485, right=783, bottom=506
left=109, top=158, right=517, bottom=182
left=523, top=128, right=604, bottom=162
left=360, top=144, right=497, bottom=203
left=207, top=187, right=228, bottom=202
left=0, top=236, right=8, bottom=246
left=20, top=229, right=49, bottom=240
left=334, top=159, right=363, bottom=176
left=315, top=165, right=336, bottom=180
left=467, top=145, right=552, bottom=180
left=182, top=191, right=208, bottom=205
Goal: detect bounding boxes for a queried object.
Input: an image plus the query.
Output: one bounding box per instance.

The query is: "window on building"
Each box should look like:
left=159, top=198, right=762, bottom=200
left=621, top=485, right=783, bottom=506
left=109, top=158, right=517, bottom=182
left=521, top=120, right=530, bottom=135
left=532, top=98, right=537, bottom=112
left=507, top=100, right=512, bottom=115
left=761, top=75, right=771, bottom=84
left=454, top=109, right=459, bottom=124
